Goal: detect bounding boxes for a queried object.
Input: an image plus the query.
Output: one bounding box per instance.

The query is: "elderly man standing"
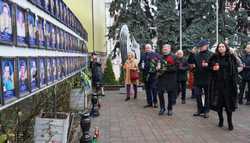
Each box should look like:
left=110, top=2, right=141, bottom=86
left=157, top=44, right=178, bottom=116
left=189, top=40, right=213, bottom=118
left=140, top=44, right=161, bottom=108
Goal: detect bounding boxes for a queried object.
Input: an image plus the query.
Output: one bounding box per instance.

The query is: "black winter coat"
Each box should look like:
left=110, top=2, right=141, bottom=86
left=241, top=54, right=250, bottom=81
left=208, top=54, right=238, bottom=112
left=157, top=54, right=177, bottom=91
left=90, top=61, right=103, bottom=84
left=191, top=50, right=213, bottom=86
left=176, top=58, right=189, bottom=82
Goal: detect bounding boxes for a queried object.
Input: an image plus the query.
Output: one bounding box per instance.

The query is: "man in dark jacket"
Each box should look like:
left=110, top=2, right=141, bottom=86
left=157, top=44, right=177, bottom=116
left=140, top=44, right=161, bottom=108
left=90, top=53, right=103, bottom=93
left=176, top=50, right=189, bottom=104
left=189, top=40, right=213, bottom=118
left=239, top=44, right=250, bottom=105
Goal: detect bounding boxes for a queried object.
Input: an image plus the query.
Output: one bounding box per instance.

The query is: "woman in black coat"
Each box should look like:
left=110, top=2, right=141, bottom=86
left=208, top=43, right=238, bottom=131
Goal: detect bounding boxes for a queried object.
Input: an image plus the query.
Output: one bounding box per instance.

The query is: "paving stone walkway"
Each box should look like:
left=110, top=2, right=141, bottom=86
left=90, top=90, right=250, bottom=143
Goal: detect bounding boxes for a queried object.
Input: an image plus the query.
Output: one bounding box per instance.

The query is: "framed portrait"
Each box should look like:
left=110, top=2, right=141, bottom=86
left=50, top=0, right=55, bottom=16
left=1, top=58, right=16, bottom=102
left=29, top=58, right=38, bottom=91
left=15, top=6, right=27, bottom=47
left=50, top=24, right=56, bottom=49
left=46, top=58, right=52, bottom=83
left=51, top=58, right=57, bottom=81
left=36, top=0, right=43, bottom=8
left=63, top=4, right=67, bottom=24
left=60, top=29, right=64, bottom=50
left=64, top=57, right=68, bottom=76
left=55, top=0, right=59, bottom=19
left=39, top=57, right=46, bottom=87
left=60, top=58, right=65, bottom=77
left=64, top=32, right=68, bottom=51
left=45, top=20, right=51, bottom=49
left=56, top=58, right=61, bottom=79
left=56, top=27, right=60, bottom=50
left=26, top=10, right=36, bottom=48
left=36, top=17, right=45, bottom=48
left=0, top=0, right=13, bottom=44
left=17, top=58, right=29, bottom=96
left=44, top=0, right=50, bottom=13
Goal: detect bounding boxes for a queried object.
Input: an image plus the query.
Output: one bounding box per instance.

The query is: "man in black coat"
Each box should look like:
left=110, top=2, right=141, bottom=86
left=140, top=44, right=161, bottom=108
left=90, top=52, right=103, bottom=93
left=239, top=44, right=250, bottom=105
left=157, top=44, right=177, bottom=116
left=176, top=50, right=189, bottom=104
left=189, top=40, right=213, bottom=118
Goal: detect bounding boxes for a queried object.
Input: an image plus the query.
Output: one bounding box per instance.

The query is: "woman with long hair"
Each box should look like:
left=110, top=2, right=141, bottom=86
left=208, top=42, right=238, bottom=131
left=123, top=52, right=139, bottom=101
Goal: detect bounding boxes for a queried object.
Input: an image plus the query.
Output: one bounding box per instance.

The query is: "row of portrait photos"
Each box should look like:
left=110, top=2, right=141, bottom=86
left=0, top=56, right=86, bottom=105
left=28, top=0, right=87, bottom=40
left=0, top=0, right=87, bottom=53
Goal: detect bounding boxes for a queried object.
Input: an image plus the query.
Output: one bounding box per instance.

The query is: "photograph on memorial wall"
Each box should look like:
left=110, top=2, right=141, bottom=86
left=59, top=0, right=63, bottom=21
left=50, top=24, right=56, bottom=49
left=36, top=0, right=43, bottom=8
left=44, top=0, right=50, bottom=12
left=55, top=0, right=59, bottom=18
left=37, top=17, right=45, bottom=48
left=46, top=58, right=52, bottom=83
left=60, top=30, right=64, bottom=50
left=0, top=0, right=13, bottom=44
left=30, top=58, right=38, bottom=91
left=27, top=10, right=36, bottom=47
left=56, top=27, right=60, bottom=50
left=64, top=57, right=68, bottom=76
left=50, top=0, right=55, bottom=16
left=60, top=58, right=65, bottom=77
left=52, top=58, right=57, bottom=81
left=16, top=6, right=27, bottom=46
left=45, top=20, right=51, bottom=49
left=39, top=58, right=46, bottom=87
left=56, top=58, right=61, bottom=79
left=18, top=58, right=29, bottom=96
left=1, top=58, right=16, bottom=101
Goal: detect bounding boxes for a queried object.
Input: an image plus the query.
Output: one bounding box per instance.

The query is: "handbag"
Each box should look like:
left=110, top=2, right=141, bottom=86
left=130, top=69, right=139, bottom=81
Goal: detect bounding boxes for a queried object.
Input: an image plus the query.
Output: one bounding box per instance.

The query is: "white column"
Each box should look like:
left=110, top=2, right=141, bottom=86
left=180, top=0, right=182, bottom=50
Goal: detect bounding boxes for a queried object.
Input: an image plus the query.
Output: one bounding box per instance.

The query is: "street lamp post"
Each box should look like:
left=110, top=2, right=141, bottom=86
left=216, top=0, right=219, bottom=44
left=180, top=0, right=182, bottom=50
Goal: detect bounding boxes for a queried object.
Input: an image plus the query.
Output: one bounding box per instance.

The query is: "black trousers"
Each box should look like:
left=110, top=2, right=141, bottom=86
left=194, top=85, right=209, bottom=113
left=158, top=90, right=176, bottom=111
left=126, top=84, right=137, bottom=97
left=144, top=75, right=158, bottom=105
left=217, top=89, right=233, bottom=126
left=178, top=81, right=187, bottom=101
left=239, top=80, right=250, bottom=102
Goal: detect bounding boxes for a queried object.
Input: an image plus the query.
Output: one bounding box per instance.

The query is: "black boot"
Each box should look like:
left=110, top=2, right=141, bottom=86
left=125, top=97, right=130, bottom=101
left=227, top=111, right=234, bottom=131
left=218, top=110, right=224, bottom=127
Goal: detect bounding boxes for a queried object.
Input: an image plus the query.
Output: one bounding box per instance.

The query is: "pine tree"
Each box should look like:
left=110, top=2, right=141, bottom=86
left=119, top=67, right=125, bottom=85
left=103, top=58, right=118, bottom=85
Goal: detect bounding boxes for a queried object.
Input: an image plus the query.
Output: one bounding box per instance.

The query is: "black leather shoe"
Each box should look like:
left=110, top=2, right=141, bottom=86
left=125, top=97, right=130, bottom=101
left=144, top=104, right=153, bottom=108
left=182, top=100, right=186, bottom=104
left=246, top=101, right=250, bottom=105
left=158, top=109, right=165, bottom=115
left=153, top=104, right=158, bottom=108
left=239, top=100, right=243, bottom=105
left=218, top=120, right=224, bottom=127
left=134, top=95, right=137, bottom=99
left=168, top=110, right=173, bottom=116
left=193, top=112, right=202, bottom=116
left=204, top=113, right=209, bottom=118
left=228, top=124, right=234, bottom=131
